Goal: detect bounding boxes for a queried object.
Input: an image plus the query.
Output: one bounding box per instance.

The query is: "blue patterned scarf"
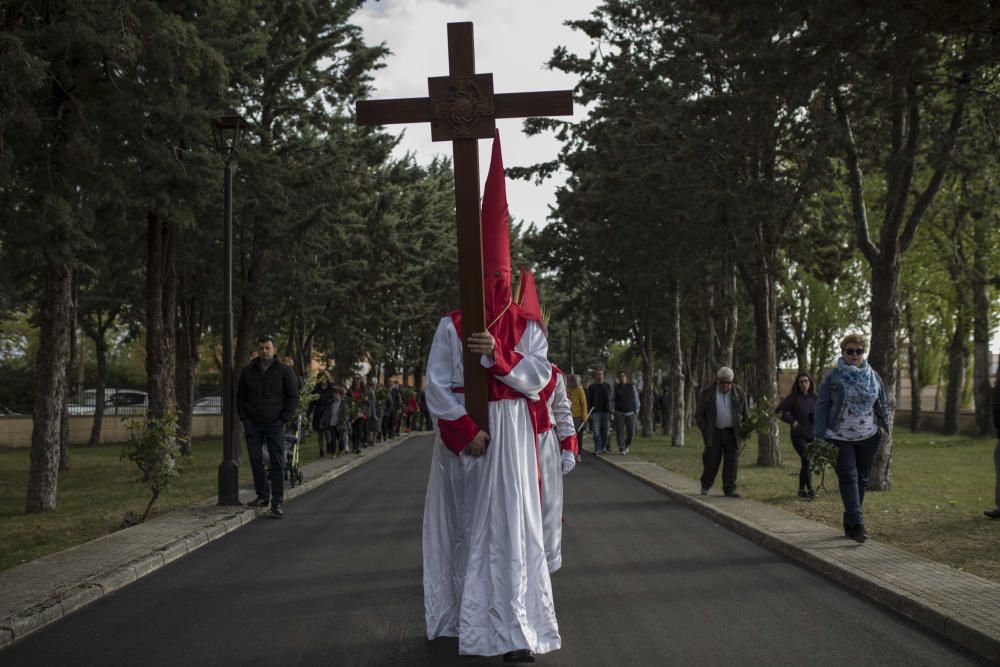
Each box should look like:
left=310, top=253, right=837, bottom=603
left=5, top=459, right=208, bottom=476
left=836, top=357, right=879, bottom=417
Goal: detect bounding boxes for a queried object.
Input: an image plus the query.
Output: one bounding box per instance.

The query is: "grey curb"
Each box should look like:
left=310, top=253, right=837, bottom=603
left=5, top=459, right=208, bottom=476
left=0, top=433, right=417, bottom=651
left=598, top=453, right=1000, bottom=663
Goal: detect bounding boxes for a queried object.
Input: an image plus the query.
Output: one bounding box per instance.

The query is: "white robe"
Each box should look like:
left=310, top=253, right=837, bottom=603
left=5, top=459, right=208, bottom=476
left=538, top=372, right=576, bottom=573
left=422, top=315, right=561, bottom=657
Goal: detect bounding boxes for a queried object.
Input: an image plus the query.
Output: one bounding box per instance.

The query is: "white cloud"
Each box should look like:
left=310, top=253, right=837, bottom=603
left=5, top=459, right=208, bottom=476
left=354, top=0, right=601, bottom=229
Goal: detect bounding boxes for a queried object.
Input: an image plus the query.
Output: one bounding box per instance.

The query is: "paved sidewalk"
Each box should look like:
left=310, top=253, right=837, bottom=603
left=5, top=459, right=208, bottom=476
left=597, top=450, right=1000, bottom=663
left=0, top=433, right=419, bottom=650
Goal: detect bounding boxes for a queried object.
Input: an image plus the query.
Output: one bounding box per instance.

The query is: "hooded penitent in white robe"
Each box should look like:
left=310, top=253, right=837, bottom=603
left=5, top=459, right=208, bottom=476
left=422, top=312, right=560, bottom=657
left=535, top=370, right=578, bottom=573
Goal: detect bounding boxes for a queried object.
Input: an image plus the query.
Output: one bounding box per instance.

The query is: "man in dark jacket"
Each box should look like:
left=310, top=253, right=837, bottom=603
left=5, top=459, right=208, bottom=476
left=613, top=370, right=640, bottom=455
left=695, top=366, right=749, bottom=498
left=586, top=370, right=613, bottom=455
left=237, top=335, right=299, bottom=518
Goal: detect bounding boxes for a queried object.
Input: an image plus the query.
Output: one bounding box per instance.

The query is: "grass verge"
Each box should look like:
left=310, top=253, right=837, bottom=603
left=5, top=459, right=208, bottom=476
left=620, top=426, right=1000, bottom=584
left=0, top=439, right=330, bottom=573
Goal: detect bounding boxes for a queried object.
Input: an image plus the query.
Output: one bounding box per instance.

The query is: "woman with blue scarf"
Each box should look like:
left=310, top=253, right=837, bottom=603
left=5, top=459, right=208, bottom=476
left=814, top=334, right=890, bottom=543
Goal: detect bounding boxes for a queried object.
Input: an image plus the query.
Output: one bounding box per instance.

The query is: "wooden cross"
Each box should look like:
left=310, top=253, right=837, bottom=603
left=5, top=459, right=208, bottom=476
left=356, top=22, right=573, bottom=431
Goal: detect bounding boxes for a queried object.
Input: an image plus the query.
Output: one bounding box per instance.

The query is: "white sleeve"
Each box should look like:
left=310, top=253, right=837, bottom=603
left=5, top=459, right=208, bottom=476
left=425, top=317, right=467, bottom=422
left=552, top=374, right=576, bottom=440
left=481, top=319, right=551, bottom=400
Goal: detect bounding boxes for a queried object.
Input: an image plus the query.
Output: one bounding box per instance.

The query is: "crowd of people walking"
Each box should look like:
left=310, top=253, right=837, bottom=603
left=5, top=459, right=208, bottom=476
left=562, top=334, right=901, bottom=544
left=306, top=372, right=432, bottom=459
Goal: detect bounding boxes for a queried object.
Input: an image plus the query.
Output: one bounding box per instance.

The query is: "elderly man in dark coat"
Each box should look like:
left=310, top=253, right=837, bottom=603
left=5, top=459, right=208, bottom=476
left=695, top=366, right=749, bottom=498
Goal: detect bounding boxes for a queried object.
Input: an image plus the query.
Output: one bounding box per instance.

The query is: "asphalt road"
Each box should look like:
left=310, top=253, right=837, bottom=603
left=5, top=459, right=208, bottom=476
left=0, top=434, right=986, bottom=666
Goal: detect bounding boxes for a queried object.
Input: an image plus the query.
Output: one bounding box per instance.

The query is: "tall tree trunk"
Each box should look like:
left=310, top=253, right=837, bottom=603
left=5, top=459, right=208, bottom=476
left=61, top=280, right=76, bottom=471
left=146, top=211, right=177, bottom=419
left=568, top=312, right=576, bottom=375
left=868, top=258, right=901, bottom=490
left=299, top=334, right=313, bottom=379
left=26, top=259, right=74, bottom=513
left=743, top=264, right=780, bottom=466
left=637, top=316, right=654, bottom=438
left=81, top=308, right=117, bottom=448
left=703, top=280, right=719, bottom=370
left=683, top=348, right=698, bottom=429
left=414, top=333, right=430, bottom=391
left=904, top=302, right=922, bottom=433
left=972, top=218, right=992, bottom=436
left=719, top=264, right=738, bottom=368
left=943, top=312, right=969, bottom=436
left=89, top=327, right=108, bottom=447
left=234, top=246, right=262, bottom=372
left=176, top=291, right=204, bottom=455
left=789, top=283, right=809, bottom=375
left=668, top=279, right=685, bottom=447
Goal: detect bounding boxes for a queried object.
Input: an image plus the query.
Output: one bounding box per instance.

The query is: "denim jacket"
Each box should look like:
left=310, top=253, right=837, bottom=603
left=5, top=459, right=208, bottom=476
left=813, top=367, right=890, bottom=440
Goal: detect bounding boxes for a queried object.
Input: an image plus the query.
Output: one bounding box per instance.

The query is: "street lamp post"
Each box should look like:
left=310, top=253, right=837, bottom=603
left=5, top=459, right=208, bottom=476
left=212, top=109, right=249, bottom=506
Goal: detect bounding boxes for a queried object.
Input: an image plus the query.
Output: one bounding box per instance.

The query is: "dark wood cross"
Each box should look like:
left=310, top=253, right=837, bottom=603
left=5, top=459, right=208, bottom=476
left=356, top=22, right=572, bottom=431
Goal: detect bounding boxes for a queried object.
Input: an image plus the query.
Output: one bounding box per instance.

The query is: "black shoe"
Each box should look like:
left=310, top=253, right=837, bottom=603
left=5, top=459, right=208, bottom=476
left=797, top=489, right=808, bottom=498
left=846, top=525, right=867, bottom=543
left=700, top=487, right=710, bottom=496
left=246, top=496, right=269, bottom=508
left=807, top=489, right=816, bottom=498
left=269, top=502, right=284, bottom=519
left=984, top=509, right=1000, bottom=519
left=503, top=649, right=535, bottom=663
left=724, top=492, right=741, bottom=498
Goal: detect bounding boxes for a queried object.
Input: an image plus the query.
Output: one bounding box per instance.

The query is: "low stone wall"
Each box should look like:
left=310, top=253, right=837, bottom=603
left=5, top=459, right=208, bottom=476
left=893, top=409, right=986, bottom=437
left=0, top=415, right=224, bottom=449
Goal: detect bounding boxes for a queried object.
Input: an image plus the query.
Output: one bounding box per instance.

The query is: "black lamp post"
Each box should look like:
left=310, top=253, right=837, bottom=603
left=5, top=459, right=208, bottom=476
left=212, top=109, right=249, bottom=506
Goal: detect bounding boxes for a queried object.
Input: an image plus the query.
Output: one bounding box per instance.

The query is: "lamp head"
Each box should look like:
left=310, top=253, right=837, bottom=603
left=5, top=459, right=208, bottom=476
left=212, top=109, right=249, bottom=158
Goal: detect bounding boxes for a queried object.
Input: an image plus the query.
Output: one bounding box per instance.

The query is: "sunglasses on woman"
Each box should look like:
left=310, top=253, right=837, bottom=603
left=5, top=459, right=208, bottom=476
left=844, top=348, right=865, bottom=355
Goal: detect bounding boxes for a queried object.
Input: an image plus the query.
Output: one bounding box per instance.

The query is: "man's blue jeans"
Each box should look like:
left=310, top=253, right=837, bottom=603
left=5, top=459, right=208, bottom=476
left=832, top=432, right=881, bottom=529
left=245, top=419, right=285, bottom=503
left=591, top=411, right=609, bottom=453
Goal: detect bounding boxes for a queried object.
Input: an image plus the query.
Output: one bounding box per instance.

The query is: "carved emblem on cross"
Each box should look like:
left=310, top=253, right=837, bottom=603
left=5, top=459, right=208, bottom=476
left=432, top=77, right=494, bottom=138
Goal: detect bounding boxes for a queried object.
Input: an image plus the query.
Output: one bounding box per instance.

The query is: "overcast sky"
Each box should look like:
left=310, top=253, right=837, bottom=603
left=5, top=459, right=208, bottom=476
left=353, top=0, right=602, bottom=229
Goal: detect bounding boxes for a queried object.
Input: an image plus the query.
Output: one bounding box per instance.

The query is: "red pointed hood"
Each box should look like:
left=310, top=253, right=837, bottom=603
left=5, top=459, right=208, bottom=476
left=517, top=268, right=543, bottom=321
left=482, top=130, right=511, bottom=325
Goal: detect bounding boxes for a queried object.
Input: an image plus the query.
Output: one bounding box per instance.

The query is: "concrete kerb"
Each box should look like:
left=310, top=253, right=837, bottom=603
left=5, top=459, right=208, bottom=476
left=0, top=433, right=419, bottom=652
left=597, top=453, right=1000, bottom=664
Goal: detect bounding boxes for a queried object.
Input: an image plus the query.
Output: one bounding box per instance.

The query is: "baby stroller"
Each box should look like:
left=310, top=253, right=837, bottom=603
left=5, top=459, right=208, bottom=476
left=283, top=414, right=305, bottom=488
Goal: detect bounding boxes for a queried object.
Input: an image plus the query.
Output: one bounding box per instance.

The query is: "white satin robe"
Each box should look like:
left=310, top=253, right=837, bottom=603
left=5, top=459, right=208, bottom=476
left=538, top=372, right=576, bottom=573
left=422, top=315, right=561, bottom=657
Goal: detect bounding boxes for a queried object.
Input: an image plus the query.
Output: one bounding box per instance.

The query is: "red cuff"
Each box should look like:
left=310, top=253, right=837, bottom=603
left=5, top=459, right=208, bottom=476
left=437, top=414, right=480, bottom=455
left=484, top=345, right=522, bottom=377
left=560, top=434, right=578, bottom=455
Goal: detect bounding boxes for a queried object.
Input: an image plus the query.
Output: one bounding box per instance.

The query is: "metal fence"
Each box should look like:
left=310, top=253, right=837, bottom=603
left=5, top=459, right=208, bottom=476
left=0, top=386, right=224, bottom=418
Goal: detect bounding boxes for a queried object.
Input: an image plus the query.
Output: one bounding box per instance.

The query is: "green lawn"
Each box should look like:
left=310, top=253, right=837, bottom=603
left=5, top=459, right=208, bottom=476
left=0, top=438, right=329, bottom=573
left=624, top=426, right=1000, bottom=584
